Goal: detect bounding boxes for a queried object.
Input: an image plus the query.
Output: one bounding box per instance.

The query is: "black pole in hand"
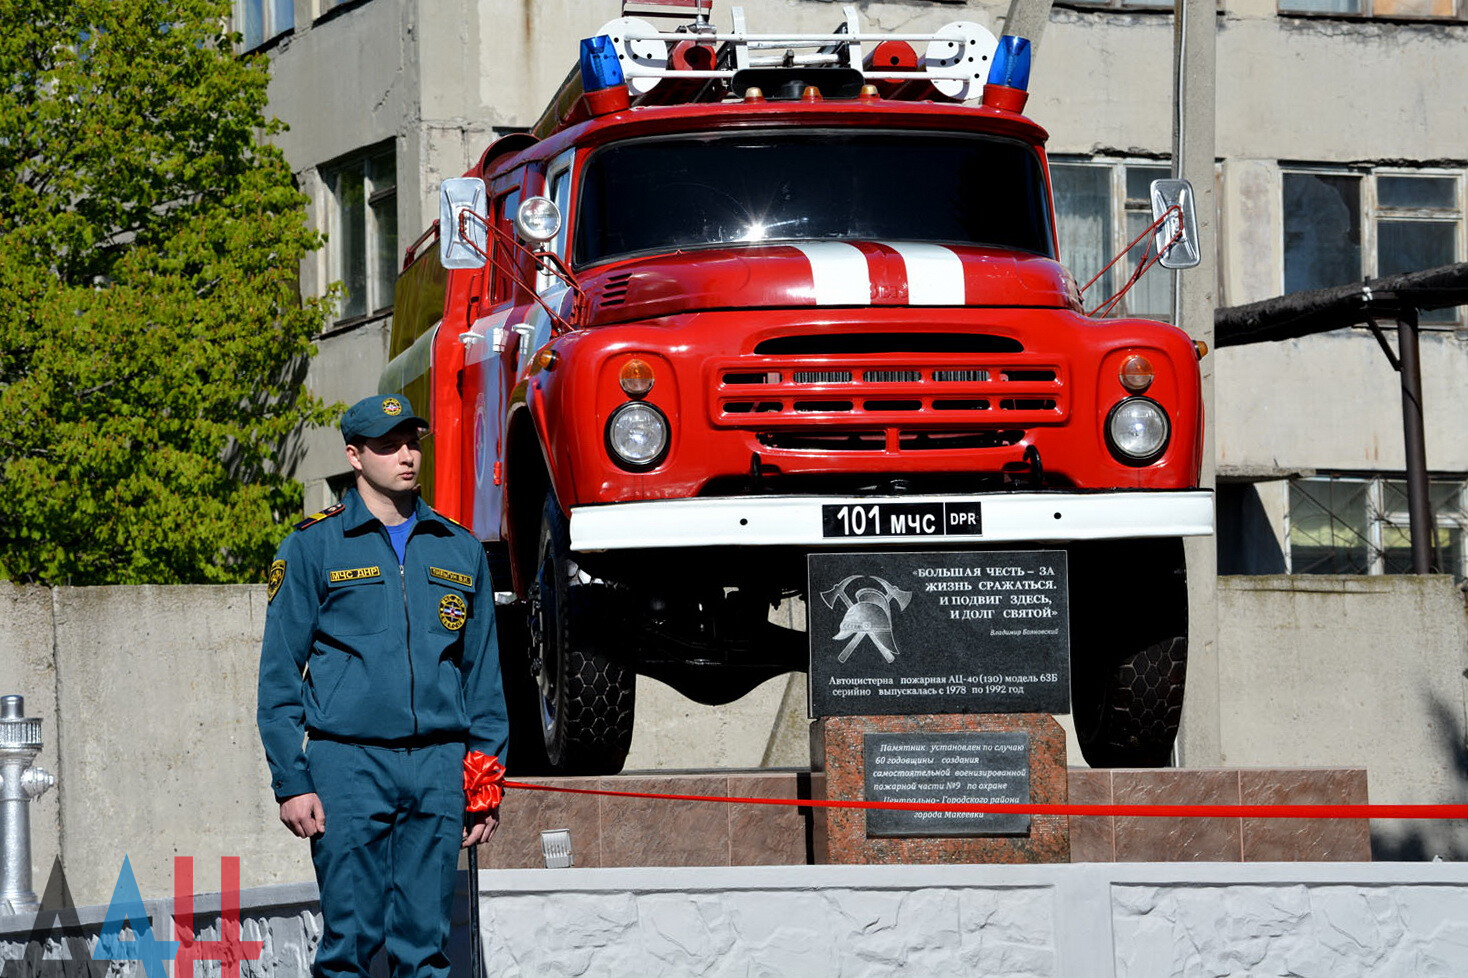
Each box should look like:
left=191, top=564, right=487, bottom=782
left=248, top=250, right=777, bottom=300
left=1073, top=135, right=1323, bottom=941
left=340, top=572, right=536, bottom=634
left=467, top=843, right=484, bottom=978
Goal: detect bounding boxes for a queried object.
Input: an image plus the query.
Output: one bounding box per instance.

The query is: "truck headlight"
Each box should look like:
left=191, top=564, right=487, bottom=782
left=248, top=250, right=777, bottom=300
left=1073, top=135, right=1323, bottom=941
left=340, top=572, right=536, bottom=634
left=1106, top=397, right=1169, bottom=464
left=607, top=401, right=669, bottom=467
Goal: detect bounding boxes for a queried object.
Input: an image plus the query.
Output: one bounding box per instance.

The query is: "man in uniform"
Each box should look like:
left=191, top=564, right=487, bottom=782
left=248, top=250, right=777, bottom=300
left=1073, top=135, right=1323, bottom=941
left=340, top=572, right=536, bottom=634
left=257, top=394, right=508, bottom=978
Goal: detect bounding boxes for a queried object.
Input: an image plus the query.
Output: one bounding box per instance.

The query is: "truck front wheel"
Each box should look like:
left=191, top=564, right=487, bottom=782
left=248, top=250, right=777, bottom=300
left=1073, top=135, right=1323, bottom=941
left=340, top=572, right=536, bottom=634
left=1072, top=635, right=1187, bottom=768
left=1069, top=538, right=1188, bottom=768
left=526, top=492, right=635, bottom=775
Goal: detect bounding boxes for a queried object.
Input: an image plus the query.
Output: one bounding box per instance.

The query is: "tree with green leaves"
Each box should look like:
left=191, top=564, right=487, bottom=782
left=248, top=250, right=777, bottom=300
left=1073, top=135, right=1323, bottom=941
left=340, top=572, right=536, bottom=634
left=0, top=0, right=334, bottom=585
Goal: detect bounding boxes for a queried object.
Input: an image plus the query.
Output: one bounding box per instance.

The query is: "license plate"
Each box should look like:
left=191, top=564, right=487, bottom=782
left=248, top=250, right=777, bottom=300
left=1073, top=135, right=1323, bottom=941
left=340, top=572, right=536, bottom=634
left=821, top=502, right=983, bottom=538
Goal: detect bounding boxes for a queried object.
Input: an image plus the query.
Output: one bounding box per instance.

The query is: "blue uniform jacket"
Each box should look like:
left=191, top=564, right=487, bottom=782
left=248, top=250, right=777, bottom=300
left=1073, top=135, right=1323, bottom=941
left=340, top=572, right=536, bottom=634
left=257, top=488, right=509, bottom=802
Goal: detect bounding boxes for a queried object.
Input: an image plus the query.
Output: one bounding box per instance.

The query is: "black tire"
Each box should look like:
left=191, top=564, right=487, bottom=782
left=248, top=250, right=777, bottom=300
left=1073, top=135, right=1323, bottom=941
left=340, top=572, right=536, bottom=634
left=1073, top=635, right=1187, bottom=768
left=1069, top=538, right=1188, bottom=768
left=526, top=492, right=635, bottom=774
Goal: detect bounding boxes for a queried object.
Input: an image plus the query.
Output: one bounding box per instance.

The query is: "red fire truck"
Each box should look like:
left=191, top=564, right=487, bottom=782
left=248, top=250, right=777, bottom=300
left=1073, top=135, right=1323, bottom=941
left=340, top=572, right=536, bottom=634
left=385, top=5, right=1211, bottom=774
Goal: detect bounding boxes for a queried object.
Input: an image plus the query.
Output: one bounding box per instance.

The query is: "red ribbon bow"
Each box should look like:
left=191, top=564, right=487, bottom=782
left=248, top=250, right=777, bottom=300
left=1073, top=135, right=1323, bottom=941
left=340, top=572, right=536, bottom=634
left=463, top=751, right=506, bottom=811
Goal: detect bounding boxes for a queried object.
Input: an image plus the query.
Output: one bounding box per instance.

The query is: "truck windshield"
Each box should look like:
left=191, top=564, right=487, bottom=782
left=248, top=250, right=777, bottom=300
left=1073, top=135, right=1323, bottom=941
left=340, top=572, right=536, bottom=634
left=574, top=130, right=1053, bottom=267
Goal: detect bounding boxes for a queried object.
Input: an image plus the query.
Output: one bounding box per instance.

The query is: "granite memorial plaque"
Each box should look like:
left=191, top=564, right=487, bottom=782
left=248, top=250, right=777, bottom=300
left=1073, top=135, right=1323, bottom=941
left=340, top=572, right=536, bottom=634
left=812, top=715, right=1069, bottom=864
left=807, top=550, right=1069, bottom=717
left=864, top=731, right=1031, bottom=837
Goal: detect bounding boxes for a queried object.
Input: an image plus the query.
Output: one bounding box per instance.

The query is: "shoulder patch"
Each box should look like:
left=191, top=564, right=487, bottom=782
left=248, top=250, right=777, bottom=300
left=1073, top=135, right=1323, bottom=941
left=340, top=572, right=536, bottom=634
left=267, top=560, right=286, bottom=603
left=295, top=502, right=345, bottom=531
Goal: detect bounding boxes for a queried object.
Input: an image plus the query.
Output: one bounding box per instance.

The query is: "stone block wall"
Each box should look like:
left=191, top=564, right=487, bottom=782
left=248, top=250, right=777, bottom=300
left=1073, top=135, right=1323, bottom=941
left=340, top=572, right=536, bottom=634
left=11, top=864, right=1465, bottom=978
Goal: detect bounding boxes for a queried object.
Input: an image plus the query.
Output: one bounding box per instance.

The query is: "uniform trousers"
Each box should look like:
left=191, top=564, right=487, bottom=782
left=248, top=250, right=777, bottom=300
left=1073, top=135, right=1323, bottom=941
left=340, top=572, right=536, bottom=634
left=306, top=738, right=466, bottom=978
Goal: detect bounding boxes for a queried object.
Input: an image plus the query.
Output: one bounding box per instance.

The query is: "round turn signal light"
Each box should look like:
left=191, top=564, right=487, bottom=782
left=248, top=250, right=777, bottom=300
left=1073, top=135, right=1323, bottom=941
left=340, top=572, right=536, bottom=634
left=619, top=358, right=655, bottom=397
left=1119, top=354, right=1154, bottom=392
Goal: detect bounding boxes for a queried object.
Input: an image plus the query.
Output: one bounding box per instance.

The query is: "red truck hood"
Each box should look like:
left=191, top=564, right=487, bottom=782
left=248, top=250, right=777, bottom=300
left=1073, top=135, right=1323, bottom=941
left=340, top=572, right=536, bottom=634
left=582, top=242, right=1077, bottom=323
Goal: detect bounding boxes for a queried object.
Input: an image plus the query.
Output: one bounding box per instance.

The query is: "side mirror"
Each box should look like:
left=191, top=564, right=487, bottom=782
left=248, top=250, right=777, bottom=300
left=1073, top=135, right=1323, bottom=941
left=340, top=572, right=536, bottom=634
left=515, top=196, right=562, bottom=243
left=439, top=177, right=488, bottom=270
left=1150, top=179, right=1200, bottom=270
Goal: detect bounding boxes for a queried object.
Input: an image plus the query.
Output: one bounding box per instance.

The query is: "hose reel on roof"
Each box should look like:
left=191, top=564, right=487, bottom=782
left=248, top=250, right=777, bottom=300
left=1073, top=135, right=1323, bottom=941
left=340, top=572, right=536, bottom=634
left=923, top=22, right=997, bottom=102
left=599, top=17, right=668, bottom=97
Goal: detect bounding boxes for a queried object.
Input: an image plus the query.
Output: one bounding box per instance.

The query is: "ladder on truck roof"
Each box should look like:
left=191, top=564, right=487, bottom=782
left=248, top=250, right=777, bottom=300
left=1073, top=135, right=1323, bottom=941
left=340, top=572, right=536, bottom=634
left=604, top=3, right=999, bottom=103
left=621, top=0, right=713, bottom=22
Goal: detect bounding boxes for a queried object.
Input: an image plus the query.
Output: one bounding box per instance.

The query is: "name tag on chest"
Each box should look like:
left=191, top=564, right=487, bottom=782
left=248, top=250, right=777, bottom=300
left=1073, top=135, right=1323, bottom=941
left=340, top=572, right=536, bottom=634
left=428, top=566, right=474, bottom=588
left=329, top=566, right=382, bottom=584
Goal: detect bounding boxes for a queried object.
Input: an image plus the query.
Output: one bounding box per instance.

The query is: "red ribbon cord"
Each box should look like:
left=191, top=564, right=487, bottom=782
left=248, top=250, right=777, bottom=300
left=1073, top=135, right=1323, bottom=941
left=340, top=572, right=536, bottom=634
left=464, top=752, right=507, bottom=811
left=503, top=780, right=1468, bottom=821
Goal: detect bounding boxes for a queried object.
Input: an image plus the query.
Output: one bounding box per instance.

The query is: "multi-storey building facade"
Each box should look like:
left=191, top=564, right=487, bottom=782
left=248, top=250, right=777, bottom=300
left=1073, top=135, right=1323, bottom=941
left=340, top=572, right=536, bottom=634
left=253, top=0, right=1466, bottom=581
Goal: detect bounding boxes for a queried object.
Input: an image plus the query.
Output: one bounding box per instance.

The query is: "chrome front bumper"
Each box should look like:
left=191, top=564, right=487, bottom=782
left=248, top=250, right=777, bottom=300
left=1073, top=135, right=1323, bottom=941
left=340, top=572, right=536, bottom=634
left=569, top=490, right=1214, bottom=551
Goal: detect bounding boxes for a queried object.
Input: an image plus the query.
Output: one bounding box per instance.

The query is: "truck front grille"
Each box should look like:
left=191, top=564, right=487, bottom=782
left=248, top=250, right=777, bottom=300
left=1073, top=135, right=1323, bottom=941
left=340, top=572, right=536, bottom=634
left=712, top=356, right=1067, bottom=441
left=756, top=429, right=1026, bottom=452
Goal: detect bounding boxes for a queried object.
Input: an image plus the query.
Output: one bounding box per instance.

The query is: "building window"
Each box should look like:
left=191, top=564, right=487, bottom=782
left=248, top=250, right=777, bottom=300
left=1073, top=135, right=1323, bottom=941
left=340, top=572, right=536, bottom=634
left=1050, top=159, right=1174, bottom=319
left=1283, top=167, right=1464, bottom=325
left=1287, top=474, right=1467, bottom=578
left=323, top=146, right=398, bottom=324
left=234, top=0, right=294, bottom=50
left=326, top=472, right=355, bottom=505
left=318, top=0, right=368, bottom=16
left=1278, top=0, right=1461, bottom=19
left=1061, top=0, right=1176, bottom=9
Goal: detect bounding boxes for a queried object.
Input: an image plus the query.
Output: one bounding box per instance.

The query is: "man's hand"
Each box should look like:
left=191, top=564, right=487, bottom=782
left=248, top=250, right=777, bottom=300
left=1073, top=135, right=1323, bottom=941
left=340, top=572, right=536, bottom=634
left=462, top=807, right=499, bottom=848
left=280, top=793, right=325, bottom=839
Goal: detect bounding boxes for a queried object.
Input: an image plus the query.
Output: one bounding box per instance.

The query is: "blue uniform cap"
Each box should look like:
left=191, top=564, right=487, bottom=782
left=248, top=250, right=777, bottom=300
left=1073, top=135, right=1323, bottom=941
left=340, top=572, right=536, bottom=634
left=340, top=395, right=428, bottom=442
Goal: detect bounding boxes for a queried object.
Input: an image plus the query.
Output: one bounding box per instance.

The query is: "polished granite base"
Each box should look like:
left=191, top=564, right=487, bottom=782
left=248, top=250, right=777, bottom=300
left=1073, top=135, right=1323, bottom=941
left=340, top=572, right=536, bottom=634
left=1069, top=766, right=1372, bottom=862
left=479, top=766, right=1371, bottom=869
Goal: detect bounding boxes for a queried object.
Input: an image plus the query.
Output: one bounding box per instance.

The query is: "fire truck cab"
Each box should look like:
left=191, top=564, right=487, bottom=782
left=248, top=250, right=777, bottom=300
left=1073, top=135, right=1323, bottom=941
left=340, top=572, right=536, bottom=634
left=386, top=6, right=1211, bottom=774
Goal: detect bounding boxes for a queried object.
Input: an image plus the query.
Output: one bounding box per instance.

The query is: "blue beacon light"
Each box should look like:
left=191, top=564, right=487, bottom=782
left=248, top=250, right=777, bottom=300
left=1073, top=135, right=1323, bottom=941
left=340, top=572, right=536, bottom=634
left=580, top=35, right=626, bottom=92
left=986, top=35, right=1032, bottom=91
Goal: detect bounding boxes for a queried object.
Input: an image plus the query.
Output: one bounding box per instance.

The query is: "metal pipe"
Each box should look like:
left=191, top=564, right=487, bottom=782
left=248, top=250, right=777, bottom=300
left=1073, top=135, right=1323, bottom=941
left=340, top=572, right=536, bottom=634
left=1001, top=0, right=1057, bottom=54
left=621, top=30, right=968, bottom=43
left=1396, top=308, right=1436, bottom=573
left=0, top=695, right=56, bottom=915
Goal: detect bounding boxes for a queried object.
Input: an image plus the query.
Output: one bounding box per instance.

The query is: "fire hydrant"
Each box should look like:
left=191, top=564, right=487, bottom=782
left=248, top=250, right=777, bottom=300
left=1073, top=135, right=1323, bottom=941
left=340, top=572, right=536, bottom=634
left=1, top=695, right=55, bottom=915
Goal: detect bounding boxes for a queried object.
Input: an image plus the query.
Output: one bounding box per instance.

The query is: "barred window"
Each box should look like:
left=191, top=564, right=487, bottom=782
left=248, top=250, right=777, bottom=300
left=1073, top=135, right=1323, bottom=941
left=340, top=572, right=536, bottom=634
left=1288, top=475, right=1468, bottom=578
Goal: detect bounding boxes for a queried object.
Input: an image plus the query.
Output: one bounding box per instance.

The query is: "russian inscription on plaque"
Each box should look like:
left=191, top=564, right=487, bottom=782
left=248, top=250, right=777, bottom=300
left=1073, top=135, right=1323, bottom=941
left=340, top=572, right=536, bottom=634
left=864, top=731, right=1032, bottom=837
left=808, top=550, right=1070, bottom=717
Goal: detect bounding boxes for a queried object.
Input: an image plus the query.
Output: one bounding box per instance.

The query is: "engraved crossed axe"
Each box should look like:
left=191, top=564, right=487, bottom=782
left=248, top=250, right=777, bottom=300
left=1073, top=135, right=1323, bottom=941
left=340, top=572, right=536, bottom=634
left=821, top=575, right=913, bottom=664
